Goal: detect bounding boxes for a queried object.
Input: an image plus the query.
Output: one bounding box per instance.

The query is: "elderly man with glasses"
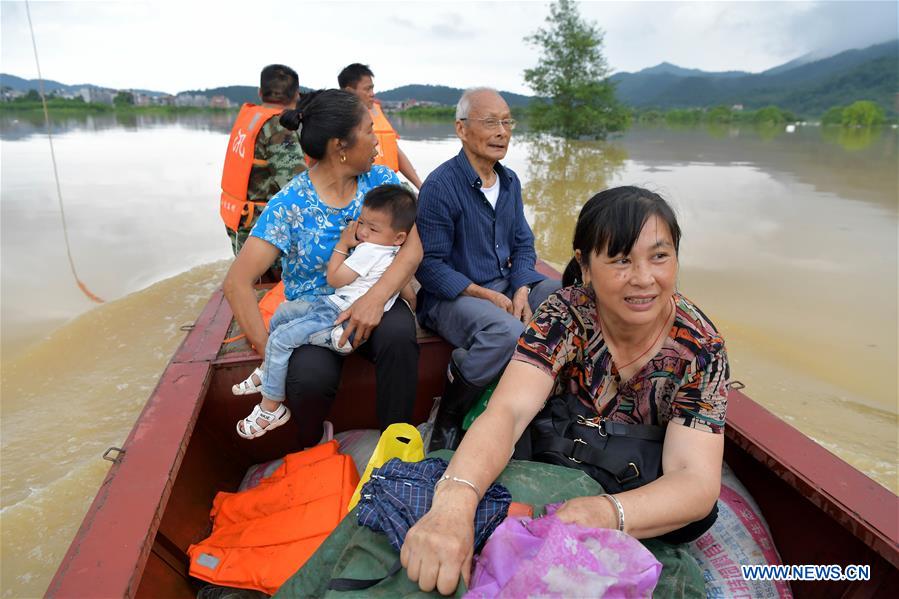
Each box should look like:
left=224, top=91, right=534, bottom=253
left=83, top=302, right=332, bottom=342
left=416, top=87, right=561, bottom=452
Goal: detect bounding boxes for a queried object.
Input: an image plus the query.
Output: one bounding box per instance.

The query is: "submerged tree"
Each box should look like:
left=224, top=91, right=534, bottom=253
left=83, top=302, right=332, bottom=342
left=841, top=100, right=885, bottom=128
left=822, top=101, right=886, bottom=128
left=524, top=0, right=628, bottom=138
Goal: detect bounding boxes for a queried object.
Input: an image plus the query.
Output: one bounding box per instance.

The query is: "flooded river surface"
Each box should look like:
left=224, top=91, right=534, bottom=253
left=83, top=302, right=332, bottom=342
left=1, top=112, right=896, bottom=596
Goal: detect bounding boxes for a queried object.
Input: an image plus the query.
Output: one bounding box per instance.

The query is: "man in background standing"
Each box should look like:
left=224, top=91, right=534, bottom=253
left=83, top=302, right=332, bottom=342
left=338, top=63, right=423, bottom=189
left=221, top=64, right=306, bottom=256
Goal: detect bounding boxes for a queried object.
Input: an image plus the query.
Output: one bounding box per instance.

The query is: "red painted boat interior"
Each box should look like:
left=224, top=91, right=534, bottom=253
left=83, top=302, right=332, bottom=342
left=47, top=283, right=898, bottom=598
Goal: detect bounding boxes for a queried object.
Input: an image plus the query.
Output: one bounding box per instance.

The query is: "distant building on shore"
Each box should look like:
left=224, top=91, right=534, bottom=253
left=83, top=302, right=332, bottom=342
left=1, top=88, right=24, bottom=101
left=132, top=92, right=152, bottom=107
left=379, top=98, right=445, bottom=112
left=174, top=93, right=210, bottom=108
left=209, top=95, right=231, bottom=109
left=401, top=99, right=442, bottom=109
left=79, top=88, right=115, bottom=105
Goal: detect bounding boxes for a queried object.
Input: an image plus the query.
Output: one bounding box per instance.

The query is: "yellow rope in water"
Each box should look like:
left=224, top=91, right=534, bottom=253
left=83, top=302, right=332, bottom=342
left=24, top=0, right=104, bottom=304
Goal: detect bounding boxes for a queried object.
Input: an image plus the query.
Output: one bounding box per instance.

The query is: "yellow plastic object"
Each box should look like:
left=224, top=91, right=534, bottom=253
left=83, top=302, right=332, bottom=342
left=347, top=423, right=424, bottom=511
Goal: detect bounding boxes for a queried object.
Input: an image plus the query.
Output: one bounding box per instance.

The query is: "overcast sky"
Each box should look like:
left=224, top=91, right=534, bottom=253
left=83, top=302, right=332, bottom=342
left=1, top=1, right=896, bottom=95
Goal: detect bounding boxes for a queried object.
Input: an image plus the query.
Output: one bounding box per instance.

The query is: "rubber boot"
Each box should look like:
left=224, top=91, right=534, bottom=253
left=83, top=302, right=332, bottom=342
left=428, top=358, right=486, bottom=452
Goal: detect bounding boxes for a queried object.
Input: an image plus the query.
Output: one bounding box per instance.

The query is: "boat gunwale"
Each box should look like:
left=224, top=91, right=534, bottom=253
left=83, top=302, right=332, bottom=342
left=45, top=290, right=233, bottom=598
left=724, top=389, right=899, bottom=568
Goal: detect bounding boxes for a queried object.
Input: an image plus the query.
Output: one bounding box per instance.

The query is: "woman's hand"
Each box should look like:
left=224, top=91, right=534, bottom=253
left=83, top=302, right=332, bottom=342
left=334, top=287, right=388, bottom=347
left=401, top=487, right=476, bottom=595
left=398, top=362, right=555, bottom=594
left=554, top=495, right=619, bottom=530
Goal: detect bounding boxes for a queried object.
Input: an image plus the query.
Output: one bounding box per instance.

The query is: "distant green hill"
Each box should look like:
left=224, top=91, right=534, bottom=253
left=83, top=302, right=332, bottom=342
left=0, top=73, right=165, bottom=97
left=611, top=40, right=898, bottom=116
left=375, top=84, right=534, bottom=108
left=177, top=84, right=536, bottom=108
left=178, top=85, right=255, bottom=104
left=178, top=85, right=314, bottom=105
left=636, top=63, right=750, bottom=79
left=4, top=40, right=894, bottom=116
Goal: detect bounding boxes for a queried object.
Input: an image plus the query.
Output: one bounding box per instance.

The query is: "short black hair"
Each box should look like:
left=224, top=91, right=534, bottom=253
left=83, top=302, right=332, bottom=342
left=279, top=89, right=367, bottom=160
left=260, top=64, right=299, bottom=104
left=362, top=184, right=417, bottom=233
left=338, top=63, right=375, bottom=89
left=563, top=186, right=681, bottom=286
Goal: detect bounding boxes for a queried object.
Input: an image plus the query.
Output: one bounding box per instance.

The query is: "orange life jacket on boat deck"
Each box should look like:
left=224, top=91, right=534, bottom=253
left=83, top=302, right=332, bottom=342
left=187, top=440, right=359, bottom=595
left=370, top=101, right=400, bottom=172
left=220, top=103, right=285, bottom=232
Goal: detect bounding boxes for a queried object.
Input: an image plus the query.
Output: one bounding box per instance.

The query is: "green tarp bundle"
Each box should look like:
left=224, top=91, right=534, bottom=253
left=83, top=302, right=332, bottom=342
left=276, top=452, right=704, bottom=598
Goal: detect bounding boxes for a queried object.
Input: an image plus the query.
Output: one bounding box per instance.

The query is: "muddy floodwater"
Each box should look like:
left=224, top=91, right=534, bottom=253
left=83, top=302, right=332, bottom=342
left=1, top=112, right=896, bottom=596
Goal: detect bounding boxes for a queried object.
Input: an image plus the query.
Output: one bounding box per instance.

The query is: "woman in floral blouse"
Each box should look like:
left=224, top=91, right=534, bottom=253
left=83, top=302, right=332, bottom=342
left=224, top=89, right=422, bottom=446
left=402, top=187, right=729, bottom=595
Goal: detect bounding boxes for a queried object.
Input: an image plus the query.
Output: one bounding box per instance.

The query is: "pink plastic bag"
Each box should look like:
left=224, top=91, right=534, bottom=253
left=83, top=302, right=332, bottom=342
left=466, top=506, right=661, bottom=598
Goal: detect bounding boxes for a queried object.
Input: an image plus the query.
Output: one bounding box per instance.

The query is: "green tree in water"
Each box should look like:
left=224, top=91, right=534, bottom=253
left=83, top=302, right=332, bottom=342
left=524, top=0, right=628, bottom=138
left=753, top=106, right=792, bottom=126
left=821, top=106, right=845, bottom=125
left=706, top=105, right=733, bottom=123
left=841, top=100, right=885, bottom=127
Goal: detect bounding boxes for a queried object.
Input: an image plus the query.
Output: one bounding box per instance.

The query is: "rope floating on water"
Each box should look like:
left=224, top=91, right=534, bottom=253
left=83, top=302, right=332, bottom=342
left=25, top=0, right=104, bottom=304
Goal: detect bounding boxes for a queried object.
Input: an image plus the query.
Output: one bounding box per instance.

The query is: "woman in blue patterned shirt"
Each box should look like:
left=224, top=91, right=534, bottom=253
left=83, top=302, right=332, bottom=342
left=224, top=89, right=422, bottom=446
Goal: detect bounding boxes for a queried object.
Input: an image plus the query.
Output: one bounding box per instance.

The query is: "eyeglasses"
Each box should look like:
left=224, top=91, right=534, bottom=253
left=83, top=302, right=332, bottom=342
left=459, top=117, right=517, bottom=131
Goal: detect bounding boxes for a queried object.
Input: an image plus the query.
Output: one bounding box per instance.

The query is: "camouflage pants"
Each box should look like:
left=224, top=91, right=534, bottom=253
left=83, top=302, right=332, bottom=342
left=226, top=205, right=267, bottom=256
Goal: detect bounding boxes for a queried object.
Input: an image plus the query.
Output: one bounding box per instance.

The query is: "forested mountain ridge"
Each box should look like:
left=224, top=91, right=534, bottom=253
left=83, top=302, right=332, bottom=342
left=611, top=40, right=898, bottom=114
left=4, top=40, right=895, bottom=115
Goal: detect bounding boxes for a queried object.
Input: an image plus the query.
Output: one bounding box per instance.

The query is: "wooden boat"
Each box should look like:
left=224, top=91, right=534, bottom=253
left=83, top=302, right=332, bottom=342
left=47, top=265, right=899, bottom=598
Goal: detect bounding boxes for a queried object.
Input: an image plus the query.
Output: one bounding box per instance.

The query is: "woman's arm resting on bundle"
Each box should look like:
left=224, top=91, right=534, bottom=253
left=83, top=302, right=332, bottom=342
left=555, top=424, right=723, bottom=536
left=222, top=237, right=282, bottom=360
left=335, top=225, right=423, bottom=344
left=401, top=361, right=554, bottom=595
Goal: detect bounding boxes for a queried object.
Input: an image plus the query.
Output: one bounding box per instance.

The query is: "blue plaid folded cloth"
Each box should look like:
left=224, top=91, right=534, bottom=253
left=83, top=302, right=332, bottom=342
left=356, top=457, right=511, bottom=553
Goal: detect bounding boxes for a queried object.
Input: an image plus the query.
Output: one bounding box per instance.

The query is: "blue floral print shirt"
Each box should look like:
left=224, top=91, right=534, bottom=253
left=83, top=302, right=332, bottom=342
left=250, top=165, right=400, bottom=301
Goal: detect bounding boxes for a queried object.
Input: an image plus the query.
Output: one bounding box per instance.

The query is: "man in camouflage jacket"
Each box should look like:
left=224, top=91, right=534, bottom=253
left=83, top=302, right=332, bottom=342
left=227, top=64, right=307, bottom=256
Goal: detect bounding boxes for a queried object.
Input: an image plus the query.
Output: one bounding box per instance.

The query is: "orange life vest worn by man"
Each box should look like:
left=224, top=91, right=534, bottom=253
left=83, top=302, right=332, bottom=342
left=338, top=63, right=423, bottom=190
left=221, top=64, right=306, bottom=255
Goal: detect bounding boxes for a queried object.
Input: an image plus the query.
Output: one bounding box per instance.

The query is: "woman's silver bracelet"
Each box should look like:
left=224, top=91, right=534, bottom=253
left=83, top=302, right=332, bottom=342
left=600, top=493, right=625, bottom=532
left=434, top=474, right=481, bottom=498
left=332, top=247, right=350, bottom=257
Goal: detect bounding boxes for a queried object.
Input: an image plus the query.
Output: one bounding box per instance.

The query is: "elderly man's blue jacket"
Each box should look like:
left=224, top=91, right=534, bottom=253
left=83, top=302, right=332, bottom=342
left=415, top=149, right=545, bottom=317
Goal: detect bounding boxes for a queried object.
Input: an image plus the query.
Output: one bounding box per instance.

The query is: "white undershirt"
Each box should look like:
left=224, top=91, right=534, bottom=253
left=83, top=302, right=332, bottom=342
left=481, top=177, right=500, bottom=209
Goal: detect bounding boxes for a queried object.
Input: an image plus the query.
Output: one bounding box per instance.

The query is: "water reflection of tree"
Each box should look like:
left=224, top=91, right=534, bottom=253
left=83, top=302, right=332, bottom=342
left=753, top=123, right=783, bottom=141
left=522, top=135, right=627, bottom=266
left=704, top=123, right=730, bottom=139
left=821, top=126, right=880, bottom=152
